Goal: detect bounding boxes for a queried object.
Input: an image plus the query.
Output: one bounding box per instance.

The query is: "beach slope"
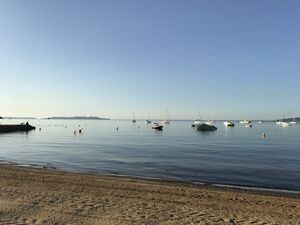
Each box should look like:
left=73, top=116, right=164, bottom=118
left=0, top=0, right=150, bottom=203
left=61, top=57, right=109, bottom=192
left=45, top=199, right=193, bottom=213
left=0, top=165, right=299, bottom=225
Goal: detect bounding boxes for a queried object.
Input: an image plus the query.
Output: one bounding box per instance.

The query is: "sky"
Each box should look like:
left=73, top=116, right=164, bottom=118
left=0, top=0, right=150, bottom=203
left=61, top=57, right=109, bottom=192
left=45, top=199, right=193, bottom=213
left=0, top=0, right=299, bottom=120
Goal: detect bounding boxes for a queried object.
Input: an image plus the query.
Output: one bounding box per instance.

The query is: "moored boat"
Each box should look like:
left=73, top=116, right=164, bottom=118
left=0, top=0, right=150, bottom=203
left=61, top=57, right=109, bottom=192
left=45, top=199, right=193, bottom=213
left=195, top=123, right=217, bottom=131
left=162, top=108, right=170, bottom=124
left=131, top=112, right=136, bottom=123
left=152, top=123, right=163, bottom=130
left=0, top=123, right=36, bottom=133
left=239, top=120, right=251, bottom=124
left=224, top=121, right=235, bottom=127
left=204, top=120, right=214, bottom=125
left=276, top=121, right=290, bottom=127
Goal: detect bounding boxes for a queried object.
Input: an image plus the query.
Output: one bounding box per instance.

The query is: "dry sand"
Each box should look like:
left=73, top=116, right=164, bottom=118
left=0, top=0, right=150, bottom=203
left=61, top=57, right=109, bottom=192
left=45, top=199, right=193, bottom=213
left=0, top=164, right=299, bottom=225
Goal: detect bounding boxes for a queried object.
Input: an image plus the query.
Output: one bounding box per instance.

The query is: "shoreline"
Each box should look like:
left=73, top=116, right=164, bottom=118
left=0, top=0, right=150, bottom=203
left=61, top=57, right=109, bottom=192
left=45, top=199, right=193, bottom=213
left=0, top=164, right=299, bottom=224
left=1, top=160, right=300, bottom=196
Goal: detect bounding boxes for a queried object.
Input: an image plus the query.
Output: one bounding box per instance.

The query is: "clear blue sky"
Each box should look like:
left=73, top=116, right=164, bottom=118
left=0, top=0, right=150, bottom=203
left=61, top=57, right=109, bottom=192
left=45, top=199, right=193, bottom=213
left=0, top=0, right=299, bottom=120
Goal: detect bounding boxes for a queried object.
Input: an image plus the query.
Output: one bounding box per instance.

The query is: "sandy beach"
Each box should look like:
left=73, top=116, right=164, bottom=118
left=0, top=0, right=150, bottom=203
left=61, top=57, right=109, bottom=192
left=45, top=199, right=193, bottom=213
left=0, top=165, right=299, bottom=225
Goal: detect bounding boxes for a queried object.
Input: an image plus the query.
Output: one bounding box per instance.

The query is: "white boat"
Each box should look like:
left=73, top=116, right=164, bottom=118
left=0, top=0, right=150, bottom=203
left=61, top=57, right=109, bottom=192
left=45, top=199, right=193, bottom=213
left=244, top=124, right=253, bottom=128
left=191, top=120, right=201, bottom=127
left=162, top=108, right=170, bottom=124
left=131, top=112, right=136, bottom=123
left=152, top=122, right=163, bottom=130
left=239, top=120, right=251, bottom=124
left=224, top=121, right=235, bottom=127
left=205, top=120, right=214, bottom=125
left=258, top=121, right=263, bottom=124
left=191, top=113, right=202, bottom=127
left=276, top=121, right=290, bottom=127
left=290, top=117, right=297, bottom=125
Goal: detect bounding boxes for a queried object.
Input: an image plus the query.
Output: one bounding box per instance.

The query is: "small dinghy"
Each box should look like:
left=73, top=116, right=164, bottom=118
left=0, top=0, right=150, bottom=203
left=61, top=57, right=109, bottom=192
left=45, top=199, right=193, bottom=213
left=0, top=122, right=36, bottom=133
left=152, top=123, right=163, bottom=130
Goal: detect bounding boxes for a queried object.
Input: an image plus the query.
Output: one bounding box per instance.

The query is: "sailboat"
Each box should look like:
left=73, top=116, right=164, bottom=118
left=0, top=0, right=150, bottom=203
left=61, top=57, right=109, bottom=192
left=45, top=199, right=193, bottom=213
left=290, top=116, right=297, bottom=125
left=131, top=112, right=136, bottom=123
left=162, top=108, right=170, bottom=124
left=145, top=114, right=152, bottom=124
left=191, top=113, right=202, bottom=127
left=276, top=112, right=289, bottom=127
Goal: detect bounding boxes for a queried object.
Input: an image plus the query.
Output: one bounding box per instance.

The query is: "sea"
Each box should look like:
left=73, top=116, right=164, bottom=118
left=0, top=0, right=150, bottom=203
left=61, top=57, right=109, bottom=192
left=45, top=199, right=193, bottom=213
left=0, top=119, right=300, bottom=192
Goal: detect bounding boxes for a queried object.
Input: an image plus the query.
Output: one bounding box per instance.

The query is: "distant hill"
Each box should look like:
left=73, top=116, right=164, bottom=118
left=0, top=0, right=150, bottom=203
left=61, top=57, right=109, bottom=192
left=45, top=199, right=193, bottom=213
left=44, top=116, right=110, bottom=120
left=278, top=117, right=300, bottom=122
left=3, top=117, right=36, bottom=119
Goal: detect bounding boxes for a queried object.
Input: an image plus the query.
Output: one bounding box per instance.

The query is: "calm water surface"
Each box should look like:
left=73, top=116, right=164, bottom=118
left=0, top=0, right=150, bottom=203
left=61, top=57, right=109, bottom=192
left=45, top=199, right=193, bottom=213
left=0, top=119, right=300, bottom=191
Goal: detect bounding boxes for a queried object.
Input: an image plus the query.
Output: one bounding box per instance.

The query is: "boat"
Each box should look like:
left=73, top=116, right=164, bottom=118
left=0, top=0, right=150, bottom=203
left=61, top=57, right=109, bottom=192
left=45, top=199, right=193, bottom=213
left=276, top=112, right=290, bottom=127
left=162, top=108, right=170, bottom=124
left=131, top=112, right=136, bottom=123
left=145, top=120, right=152, bottom=124
left=195, top=123, right=217, bottom=131
left=244, top=124, right=253, bottom=128
left=204, top=120, right=214, bottom=125
left=191, top=113, right=202, bottom=127
left=290, top=117, right=297, bottom=125
left=258, top=121, right=263, bottom=124
left=0, top=123, right=36, bottom=133
left=276, top=121, right=290, bottom=127
left=191, top=120, right=201, bottom=127
left=239, top=120, right=251, bottom=124
left=152, top=123, right=163, bottom=130
left=224, top=121, right=235, bottom=127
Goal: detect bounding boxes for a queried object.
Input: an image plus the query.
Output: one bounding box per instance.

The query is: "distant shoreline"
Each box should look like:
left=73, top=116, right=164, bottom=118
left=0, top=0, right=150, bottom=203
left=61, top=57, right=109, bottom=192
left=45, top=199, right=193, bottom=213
left=43, top=116, right=110, bottom=120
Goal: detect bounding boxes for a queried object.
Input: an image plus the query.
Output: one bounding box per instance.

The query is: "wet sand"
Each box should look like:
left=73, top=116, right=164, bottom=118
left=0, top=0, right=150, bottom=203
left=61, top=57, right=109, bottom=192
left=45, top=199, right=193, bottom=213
left=0, top=164, right=299, bottom=225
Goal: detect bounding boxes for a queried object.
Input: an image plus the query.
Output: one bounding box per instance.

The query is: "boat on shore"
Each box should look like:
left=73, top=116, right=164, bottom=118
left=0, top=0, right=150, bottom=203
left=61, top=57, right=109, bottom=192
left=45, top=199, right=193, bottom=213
left=0, top=123, right=36, bottom=133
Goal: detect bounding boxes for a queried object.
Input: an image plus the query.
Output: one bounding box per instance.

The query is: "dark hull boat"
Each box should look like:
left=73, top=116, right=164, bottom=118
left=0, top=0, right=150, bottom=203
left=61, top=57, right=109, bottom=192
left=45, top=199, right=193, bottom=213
left=0, top=124, right=36, bottom=133
left=152, top=123, right=163, bottom=131
left=195, top=123, right=217, bottom=131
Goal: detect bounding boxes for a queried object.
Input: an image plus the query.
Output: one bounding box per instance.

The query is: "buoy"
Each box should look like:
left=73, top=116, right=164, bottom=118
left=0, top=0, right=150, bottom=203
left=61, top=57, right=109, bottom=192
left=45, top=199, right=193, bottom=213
left=39, top=128, right=41, bottom=131
left=116, top=127, right=119, bottom=131
left=74, top=130, right=76, bottom=135
left=262, top=133, right=266, bottom=138
left=79, top=129, right=82, bottom=134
